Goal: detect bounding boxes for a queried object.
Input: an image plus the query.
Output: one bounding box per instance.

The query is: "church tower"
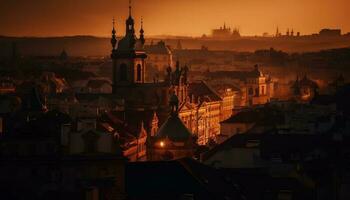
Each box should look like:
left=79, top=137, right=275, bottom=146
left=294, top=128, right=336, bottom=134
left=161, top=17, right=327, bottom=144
left=111, top=0, right=147, bottom=93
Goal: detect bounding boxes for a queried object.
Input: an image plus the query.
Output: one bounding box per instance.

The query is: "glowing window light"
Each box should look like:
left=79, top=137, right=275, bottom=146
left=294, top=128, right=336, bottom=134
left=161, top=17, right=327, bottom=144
left=160, top=141, right=165, bottom=148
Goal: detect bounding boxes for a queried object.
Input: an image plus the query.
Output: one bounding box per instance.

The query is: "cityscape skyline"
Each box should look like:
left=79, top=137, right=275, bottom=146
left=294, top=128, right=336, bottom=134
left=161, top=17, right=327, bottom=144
left=0, top=0, right=349, bottom=37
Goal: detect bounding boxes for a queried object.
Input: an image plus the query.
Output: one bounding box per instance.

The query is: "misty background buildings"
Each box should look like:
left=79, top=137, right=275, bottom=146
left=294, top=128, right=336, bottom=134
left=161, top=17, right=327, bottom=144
left=1, top=0, right=350, bottom=200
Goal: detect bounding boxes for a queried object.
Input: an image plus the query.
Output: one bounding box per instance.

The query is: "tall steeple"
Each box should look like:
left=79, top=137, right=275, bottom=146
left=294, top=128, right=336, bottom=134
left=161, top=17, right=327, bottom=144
left=111, top=17, right=117, bottom=50
left=139, top=17, right=145, bottom=45
left=276, top=26, right=279, bottom=37
left=111, top=0, right=147, bottom=91
left=129, top=0, right=132, bottom=17
left=169, top=92, right=179, bottom=116
left=126, top=0, right=135, bottom=35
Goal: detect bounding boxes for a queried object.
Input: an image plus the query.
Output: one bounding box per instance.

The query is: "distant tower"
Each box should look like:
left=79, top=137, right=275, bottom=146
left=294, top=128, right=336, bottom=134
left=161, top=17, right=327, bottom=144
left=59, top=49, right=68, bottom=61
left=139, top=17, right=145, bottom=45
left=286, top=29, right=290, bottom=36
left=111, top=18, right=117, bottom=50
left=176, top=40, right=182, bottom=50
left=276, top=26, right=280, bottom=37
left=291, top=29, right=294, bottom=37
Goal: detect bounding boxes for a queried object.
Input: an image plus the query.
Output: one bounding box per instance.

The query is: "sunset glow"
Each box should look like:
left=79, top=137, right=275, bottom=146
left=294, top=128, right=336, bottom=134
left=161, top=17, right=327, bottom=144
left=0, top=0, right=349, bottom=37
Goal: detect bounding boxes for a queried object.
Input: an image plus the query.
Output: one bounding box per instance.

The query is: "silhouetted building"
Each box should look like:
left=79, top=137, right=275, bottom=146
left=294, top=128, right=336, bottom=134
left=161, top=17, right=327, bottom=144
left=211, top=23, right=240, bottom=39
left=60, top=49, right=69, bottom=61
left=319, top=28, right=341, bottom=37
left=291, top=75, right=319, bottom=102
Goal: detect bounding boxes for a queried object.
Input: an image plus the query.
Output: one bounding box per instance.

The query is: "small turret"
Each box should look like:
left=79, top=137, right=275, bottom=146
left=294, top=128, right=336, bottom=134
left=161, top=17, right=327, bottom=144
left=139, top=17, right=145, bottom=45
left=111, top=18, right=117, bottom=50
left=169, top=92, right=179, bottom=116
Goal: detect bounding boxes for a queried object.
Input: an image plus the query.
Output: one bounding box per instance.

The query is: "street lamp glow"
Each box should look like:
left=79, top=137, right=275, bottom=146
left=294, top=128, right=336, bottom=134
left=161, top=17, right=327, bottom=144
left=160, top=141, right=165, bottom=148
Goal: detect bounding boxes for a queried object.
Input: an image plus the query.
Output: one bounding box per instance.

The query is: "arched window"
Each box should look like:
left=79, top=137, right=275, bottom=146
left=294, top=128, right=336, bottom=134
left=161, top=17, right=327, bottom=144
left=120, top=63, right=127, bottom=81
left=136, top=64, right=142, bottom=81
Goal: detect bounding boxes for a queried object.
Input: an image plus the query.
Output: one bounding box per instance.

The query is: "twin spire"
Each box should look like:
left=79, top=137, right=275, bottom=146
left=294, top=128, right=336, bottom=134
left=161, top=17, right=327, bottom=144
left=111, top=0, right=145, bottom=50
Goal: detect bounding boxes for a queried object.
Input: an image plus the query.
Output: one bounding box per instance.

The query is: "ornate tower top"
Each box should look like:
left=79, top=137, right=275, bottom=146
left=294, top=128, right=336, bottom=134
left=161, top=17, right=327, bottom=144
left=140, top=17, right=145, bottom=45
left=169, top=92, right=179, bottom=116
left=111, top=17, right=117, bottom=50
left=126, top=0, right=135, bottom=35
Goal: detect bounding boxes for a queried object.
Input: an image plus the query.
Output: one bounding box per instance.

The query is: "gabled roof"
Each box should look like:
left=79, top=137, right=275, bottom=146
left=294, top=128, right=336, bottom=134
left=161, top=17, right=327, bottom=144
left=188, top=81, right=222, bottom=102
left=156, top=114, right=192, bottom=142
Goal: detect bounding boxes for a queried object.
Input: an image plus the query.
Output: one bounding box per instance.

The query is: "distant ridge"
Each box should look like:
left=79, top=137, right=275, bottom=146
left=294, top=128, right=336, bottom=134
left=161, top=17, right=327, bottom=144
left=1, top=35, right=350, bottom=57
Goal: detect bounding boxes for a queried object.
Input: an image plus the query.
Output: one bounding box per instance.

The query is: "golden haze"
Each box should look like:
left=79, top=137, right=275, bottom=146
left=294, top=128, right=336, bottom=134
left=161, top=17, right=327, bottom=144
left=0, top=0, right=349, bottom=37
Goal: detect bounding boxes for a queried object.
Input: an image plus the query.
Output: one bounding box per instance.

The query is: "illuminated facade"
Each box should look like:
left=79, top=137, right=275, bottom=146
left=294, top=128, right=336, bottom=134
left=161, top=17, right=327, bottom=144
left=205, top=65, right=275, bottom=107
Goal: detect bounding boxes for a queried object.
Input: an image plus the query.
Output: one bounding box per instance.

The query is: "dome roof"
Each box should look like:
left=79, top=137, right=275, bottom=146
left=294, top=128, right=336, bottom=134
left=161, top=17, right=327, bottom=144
left=156, top=115, right=192, bottom=142
left=118, top=34, right=137, bottom=51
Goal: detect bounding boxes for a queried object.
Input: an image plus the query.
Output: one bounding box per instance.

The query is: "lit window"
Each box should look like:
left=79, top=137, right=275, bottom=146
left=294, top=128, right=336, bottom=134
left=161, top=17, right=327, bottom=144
left=160, top=141, right=165, bottom=147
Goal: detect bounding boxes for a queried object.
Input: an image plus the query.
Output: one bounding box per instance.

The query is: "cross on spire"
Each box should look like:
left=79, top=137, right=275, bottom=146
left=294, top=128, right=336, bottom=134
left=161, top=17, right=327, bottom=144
left=141, top=16, right=143, bottom=29
left=129, top=0, right=132, bottom=16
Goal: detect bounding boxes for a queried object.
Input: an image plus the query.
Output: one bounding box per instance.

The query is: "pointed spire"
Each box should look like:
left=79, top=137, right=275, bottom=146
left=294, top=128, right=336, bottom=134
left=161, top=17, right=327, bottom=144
left=139, top=17, right=145, bottom=45
left=125, top=0, right=135, bottom=35
left=111, top=17, right=117, bottom=50
left=129, top=0, right=132, bottom=17
left=112, top=17, right=116, bottom=33
left=141, top=16, right=144, bottom=30
left=169, top=91, right=179, bottom=116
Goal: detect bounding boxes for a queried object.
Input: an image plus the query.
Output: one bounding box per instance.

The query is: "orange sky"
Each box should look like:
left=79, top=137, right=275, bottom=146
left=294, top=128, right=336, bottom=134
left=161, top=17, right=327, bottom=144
left=0, top=0, right=349, bottom=37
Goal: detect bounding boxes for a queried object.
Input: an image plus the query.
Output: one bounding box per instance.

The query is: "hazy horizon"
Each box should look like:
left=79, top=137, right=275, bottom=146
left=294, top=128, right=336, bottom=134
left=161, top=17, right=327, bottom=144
left=1, top=0, right=349, bottom=37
